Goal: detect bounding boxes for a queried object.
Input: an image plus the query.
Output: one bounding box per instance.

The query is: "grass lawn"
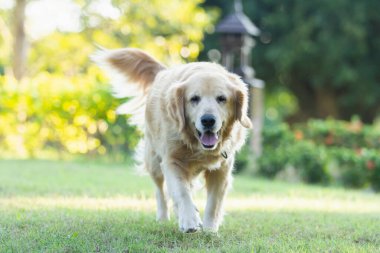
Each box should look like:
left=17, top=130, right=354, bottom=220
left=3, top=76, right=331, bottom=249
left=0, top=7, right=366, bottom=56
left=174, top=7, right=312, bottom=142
left=0, top=160, right=379, bottom=252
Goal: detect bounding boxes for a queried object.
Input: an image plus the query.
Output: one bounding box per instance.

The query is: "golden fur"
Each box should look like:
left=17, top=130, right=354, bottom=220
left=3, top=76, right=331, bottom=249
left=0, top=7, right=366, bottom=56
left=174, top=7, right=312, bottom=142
left=94, top=48, right=251, bottom=233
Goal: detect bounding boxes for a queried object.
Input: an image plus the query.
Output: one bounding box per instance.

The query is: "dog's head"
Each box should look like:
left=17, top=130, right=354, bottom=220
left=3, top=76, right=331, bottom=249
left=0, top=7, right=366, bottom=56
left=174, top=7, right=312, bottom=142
left=168, top=65, right=252, bottom=151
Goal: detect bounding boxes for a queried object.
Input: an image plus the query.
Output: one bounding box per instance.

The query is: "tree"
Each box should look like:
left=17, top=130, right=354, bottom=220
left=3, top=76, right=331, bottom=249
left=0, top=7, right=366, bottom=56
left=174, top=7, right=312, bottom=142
left=203, top=0, right=380, bottom=122
left=26, top=0, right=216, bottom=75
left=0, top=7, right=12, bottom=75
left=12, top=0, right=27, bottom=80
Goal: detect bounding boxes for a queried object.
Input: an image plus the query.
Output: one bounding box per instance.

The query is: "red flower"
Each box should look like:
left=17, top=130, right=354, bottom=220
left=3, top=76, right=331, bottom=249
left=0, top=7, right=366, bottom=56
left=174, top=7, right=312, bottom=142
left=366, top=160, right=375, bottom=170
left=294, top=130, right=303, bottom=141
left=324, top=134, right=334, bottom=145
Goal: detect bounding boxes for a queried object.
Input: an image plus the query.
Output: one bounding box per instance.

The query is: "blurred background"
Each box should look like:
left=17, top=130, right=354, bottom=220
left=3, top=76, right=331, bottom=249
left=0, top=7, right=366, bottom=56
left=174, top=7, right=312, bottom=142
left=1, top=0, right=380, bottom=191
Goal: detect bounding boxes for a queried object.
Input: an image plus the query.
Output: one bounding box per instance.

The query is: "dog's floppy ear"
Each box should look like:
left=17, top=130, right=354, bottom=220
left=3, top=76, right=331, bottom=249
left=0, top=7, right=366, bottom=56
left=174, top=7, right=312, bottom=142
left=228, top=74, right=252, bottom=129
left=235, top=88, right=252, bottom=128
left=168, top=82, right=186, bottom=132
left=92, top=47, right=165, bottom=94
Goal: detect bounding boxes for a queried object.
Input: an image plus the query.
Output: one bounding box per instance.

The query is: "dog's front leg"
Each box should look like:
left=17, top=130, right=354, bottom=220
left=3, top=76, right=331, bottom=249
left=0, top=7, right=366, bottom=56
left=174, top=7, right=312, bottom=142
left=203, top=159, right=233, bottom=232
left=161, top=160, right=202, bottom=233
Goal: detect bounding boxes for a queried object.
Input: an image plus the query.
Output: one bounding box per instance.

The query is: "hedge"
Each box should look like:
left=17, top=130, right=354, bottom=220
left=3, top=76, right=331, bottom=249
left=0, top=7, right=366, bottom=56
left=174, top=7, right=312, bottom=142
left=257, top=119, right=380, bottom=191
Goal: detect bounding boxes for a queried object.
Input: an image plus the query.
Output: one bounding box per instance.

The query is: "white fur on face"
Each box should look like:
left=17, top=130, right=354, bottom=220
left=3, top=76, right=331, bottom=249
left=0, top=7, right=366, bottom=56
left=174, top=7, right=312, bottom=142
left=193, top=97, right=224, bottom=134
left=184, top=73, right=234, bottom=149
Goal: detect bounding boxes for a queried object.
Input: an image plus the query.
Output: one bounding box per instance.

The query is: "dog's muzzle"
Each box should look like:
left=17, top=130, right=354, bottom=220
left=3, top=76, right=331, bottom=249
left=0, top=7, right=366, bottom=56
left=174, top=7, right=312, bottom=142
left=197, top=114, right=220, bottom=149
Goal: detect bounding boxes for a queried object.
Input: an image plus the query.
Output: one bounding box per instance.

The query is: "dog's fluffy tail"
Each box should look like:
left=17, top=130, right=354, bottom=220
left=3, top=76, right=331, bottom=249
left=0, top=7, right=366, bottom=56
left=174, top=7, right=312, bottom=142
left=92, top=47, right=165, bottom=128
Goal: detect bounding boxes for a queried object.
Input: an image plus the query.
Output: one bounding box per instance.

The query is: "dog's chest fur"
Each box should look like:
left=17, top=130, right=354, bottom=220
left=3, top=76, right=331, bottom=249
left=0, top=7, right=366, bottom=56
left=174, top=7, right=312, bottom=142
left=168, top=143, right=228, bottom=176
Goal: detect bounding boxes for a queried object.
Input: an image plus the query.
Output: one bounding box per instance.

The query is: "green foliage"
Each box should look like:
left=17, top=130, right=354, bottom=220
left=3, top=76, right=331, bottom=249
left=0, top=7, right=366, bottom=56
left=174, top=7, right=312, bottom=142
left=256, top=123, right=293, bottom=178
left=234, top=143, right=251, bottom=173
left=288, top=142, right=329, bottom=184
left=258, top=138, right=329, bottom=184
left=0, top=71, right=140, bottom=160
left=257, top=146, right=287, bottom=178
left=330, top=148, right=380, bottom=190
left=258, top=119, right=380, bottom=191
left=203, top=0, right=380, bottom=121
left=330, top=148, right=369, bottom=188
left=28, top=33, right=95, bottom=75
left=255, top=0, right=380, bottom=121
left=370, top=156, right=380, bottom=191
left=297, top=118, right=380, bottom=149
left=22, top=0, right=216, bottom=76
left=264, top=89, right=298, bottom=124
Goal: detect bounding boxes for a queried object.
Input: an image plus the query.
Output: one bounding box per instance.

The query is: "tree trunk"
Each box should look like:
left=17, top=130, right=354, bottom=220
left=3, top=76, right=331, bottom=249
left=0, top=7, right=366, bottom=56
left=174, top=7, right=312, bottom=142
left=287, top=81, right=341, bottom=123
left=12, top=0, right=27, bottom=80
left=315, top=87, right=339, bottom=118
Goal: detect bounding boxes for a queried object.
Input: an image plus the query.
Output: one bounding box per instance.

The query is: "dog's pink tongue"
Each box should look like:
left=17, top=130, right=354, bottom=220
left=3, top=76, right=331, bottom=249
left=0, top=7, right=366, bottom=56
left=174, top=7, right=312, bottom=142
left=201, top=132, right=218, bottom=146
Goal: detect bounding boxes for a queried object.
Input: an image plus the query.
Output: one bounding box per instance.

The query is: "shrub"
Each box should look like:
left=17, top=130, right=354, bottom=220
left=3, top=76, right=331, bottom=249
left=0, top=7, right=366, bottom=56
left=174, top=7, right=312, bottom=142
left=296, top=118, right=380, bottom=150
left=359, top=149, right=380, bottom=191
left=329, top=148, right=369, bottom=188
left=257, top=146, right=289, bottom=178
left=369, top=157, right=380, bottom=191
left=257, top=118, right=380, bottom=191
left=258, top=140, right=329, bottom=184
left=289, top=142, right=329, bottom=184
left=234, top=143, right=252, bottom=173
left=0, top=70, right=140, bottom=160
left=257, top=123, right=294, bottom=177
left=261, top=122, right=295, bottom=147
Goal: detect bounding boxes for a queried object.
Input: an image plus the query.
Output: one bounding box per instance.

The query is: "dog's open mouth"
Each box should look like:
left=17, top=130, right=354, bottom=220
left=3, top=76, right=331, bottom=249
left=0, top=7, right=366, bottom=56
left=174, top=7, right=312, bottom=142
left=197, top=130, right=219, bottom=149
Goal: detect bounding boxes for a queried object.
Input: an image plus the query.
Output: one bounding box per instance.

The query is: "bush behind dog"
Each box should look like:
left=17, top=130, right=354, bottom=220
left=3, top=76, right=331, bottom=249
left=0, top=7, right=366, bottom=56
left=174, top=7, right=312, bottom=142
left=257, top=119, right=380, bottom=191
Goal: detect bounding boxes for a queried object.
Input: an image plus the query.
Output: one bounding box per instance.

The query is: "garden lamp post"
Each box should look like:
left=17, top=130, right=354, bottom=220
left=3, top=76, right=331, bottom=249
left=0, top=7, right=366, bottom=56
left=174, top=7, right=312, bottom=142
left=216, top=0, right=265, bottom=157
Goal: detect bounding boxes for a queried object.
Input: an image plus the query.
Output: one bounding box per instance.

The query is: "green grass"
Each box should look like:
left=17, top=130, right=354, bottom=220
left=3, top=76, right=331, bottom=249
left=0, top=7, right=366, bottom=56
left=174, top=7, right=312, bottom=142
left=1, top=160, right=380, bottom=252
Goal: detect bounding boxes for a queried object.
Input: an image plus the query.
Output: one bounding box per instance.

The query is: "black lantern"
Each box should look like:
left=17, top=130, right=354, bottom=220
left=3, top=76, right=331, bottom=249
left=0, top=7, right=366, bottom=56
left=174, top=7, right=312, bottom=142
left=216, top=0, right=265, bottom=157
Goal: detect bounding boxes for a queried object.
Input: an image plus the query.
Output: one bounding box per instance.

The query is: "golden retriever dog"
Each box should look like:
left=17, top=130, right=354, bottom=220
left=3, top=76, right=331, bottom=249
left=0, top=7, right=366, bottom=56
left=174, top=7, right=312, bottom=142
left=94, top=48, right=251, bottom=233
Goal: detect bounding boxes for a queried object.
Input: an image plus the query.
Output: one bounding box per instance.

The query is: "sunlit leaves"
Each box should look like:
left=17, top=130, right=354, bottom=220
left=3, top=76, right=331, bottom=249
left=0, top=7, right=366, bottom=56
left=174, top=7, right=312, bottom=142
left=80, top=0, right=217, bottom=63
left=0, top=72, right=140, bottom=159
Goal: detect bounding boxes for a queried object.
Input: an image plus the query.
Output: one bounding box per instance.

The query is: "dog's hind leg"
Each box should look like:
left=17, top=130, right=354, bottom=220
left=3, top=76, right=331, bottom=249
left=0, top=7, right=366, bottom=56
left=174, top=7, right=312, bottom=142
left=148, top=152, right=170, bottom=221
left=152, top=172, right=170, bottom=221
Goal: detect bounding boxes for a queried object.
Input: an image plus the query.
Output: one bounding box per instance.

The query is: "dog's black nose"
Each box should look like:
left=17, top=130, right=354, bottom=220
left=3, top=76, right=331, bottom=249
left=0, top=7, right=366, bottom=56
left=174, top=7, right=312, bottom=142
left=201, top=114, right=216, bottom=128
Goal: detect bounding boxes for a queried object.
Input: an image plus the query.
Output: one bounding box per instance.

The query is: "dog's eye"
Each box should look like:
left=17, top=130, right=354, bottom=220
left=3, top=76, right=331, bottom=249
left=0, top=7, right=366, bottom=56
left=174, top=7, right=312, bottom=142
left=190, top=95, right=201, bottom=103
left=216, top=95, right=227, bottom=103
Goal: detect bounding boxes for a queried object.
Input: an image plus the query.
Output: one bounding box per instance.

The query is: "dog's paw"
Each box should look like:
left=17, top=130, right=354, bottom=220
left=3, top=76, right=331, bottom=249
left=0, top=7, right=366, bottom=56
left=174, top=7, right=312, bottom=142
left=156, top=212, right=170, bottom=222
left=202, top=218, right=219, bottom=232
left=178, top=207, right=202, bottom=233
left=180, top=219, right=202, bottom=233
left=202, top=223, right=219, bottom=233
